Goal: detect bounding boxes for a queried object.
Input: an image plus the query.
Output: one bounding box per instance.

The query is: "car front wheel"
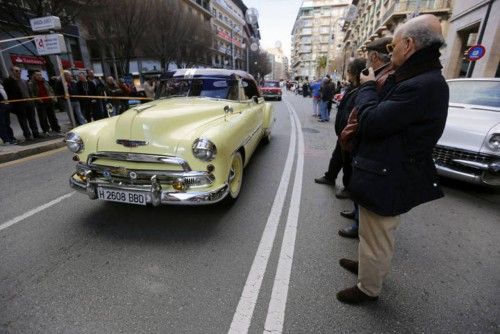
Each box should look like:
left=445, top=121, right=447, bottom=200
left=226, top=151, right=243, bottom=202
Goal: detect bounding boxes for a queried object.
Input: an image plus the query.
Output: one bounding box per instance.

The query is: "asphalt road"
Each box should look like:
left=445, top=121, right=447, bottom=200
left=0, top=92, right=499, bottom=334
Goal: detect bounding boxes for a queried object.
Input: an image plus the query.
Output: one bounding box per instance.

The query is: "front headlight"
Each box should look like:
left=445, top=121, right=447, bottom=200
left=65, top=132, right=84, bottom=153
left=487, top=133, right=500, bottom=151
left=192, top=138, right=217, bottom=161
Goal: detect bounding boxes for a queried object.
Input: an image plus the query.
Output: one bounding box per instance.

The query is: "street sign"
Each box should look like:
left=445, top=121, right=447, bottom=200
left=467, top=45, right=486, bottom=61
left=34, top=34, right=67, bottom=55
left=30, top=16, right=61, bottom=32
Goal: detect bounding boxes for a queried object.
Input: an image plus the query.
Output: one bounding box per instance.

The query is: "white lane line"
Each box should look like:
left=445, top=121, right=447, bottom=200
left=228, top=99, right=297, bottom=334
left=263, top=101, right=305, bottom=334
left=0, top=192, right=75, bottom=232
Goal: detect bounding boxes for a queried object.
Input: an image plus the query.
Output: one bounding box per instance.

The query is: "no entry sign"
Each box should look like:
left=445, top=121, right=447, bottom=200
left=467, top=45, right=486, bottom=61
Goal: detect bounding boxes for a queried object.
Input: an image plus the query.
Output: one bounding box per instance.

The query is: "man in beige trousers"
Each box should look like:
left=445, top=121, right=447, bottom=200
left=336, top=14, right=449, bottom=304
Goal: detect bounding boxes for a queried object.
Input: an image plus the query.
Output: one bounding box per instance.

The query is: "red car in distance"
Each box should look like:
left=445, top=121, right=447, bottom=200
left=260, top=80, right=282, bottom=101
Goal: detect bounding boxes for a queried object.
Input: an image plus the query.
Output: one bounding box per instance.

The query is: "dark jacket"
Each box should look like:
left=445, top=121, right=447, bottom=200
left=320, top=80, right=335, bottom=101
left=334, top=86, right=358, bottom=136
left=349, top=45, right=449, bottom=216
left=76, top=80, right=97, bottom=105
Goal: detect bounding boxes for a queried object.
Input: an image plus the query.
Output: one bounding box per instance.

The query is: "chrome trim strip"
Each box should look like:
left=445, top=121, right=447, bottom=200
left=452, top=159, right=489, bottom=170
left=435, top=164, right=482, bottom=184
left=87, top=152, right=191, bottom=172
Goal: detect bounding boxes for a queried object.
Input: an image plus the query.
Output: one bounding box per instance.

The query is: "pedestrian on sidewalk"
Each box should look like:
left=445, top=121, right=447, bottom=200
left=30, top=70, right=61, bottom=135
left=76, top=72, right=97, bottom=122
left=86, top=69, right=106, bottom=119
left=318, top=75, right=335, bottom=122
left=337, top=36, right=394, bottom=239
left=336, top=14, right=449, bottom=305
left=310, top=78, right=321, bottom=117
left=0, top=78, right=17, bottom=144
left=63, top=70, right=86, bottom=126
left=3, top=66, right=41, bottom=140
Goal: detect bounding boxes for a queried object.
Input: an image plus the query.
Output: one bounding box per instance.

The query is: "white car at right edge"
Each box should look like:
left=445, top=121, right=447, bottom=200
left=433, top=78, right=500, bottom=187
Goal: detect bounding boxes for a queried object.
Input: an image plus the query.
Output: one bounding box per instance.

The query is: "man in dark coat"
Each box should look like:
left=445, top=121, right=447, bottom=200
left=336, top=14, right=449, bottom=304
left=3, top=66, right=41, bottom=140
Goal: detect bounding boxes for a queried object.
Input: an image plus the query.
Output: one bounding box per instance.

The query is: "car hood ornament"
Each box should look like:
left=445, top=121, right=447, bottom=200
left=116, top=139, right=149, bottom=148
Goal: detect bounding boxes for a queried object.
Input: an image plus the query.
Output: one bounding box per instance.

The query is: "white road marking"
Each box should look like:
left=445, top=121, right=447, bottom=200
left=0, top=192, right=75, bottom=232
left=263, top=101, right=305, bottom=334
left=228, top=99, right=297, bottom=334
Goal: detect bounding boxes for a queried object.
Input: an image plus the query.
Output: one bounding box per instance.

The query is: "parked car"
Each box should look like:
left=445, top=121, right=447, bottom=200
left=433, top=78, right=500, bottom=187
left=66, top=69, right=275, bottom=206
left=260, top=80, right=282, bottom=101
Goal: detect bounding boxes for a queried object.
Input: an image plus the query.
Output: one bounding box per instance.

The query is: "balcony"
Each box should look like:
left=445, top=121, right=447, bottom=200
left=382, top=0, right=451, bottom=26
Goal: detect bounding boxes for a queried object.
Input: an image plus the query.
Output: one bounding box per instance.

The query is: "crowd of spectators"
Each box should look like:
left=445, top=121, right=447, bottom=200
left=0, top=68, right=154, bottom=145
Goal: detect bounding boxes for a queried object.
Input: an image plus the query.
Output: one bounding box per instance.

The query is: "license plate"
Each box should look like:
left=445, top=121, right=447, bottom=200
left=97, top=187, right=148, bottom=206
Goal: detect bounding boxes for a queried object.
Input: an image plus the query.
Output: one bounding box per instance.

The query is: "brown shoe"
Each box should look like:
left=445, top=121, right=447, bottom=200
left=336, top=285, right=378, bottom=304
left=339, top=258, right=358, bottom=274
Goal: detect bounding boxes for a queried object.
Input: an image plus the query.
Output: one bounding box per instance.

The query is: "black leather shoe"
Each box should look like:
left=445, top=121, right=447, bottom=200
left=339, top=258, right=358, bottom=275
left=314, top=176, right=334, bottom=185
left=340, top=210, right=355, bottom=220
left=338, top=224, right=358, bottom=238
left=336, top=285, right=378, bottom=304
left=335, top=188, right=350, bottom=199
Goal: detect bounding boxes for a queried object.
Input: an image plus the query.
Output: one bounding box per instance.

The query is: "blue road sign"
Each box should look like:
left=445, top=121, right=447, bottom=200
left=467, top=45, right=486, bottom=61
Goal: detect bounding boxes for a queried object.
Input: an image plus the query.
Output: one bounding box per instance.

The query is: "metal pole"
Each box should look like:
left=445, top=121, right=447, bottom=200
left=231, top=27, right=235, bottom=70
left=246, top=42, right=249, bottom=72
left=0, top=51, right=8, bottom=78
left=466, top=0, right=494, bottom=78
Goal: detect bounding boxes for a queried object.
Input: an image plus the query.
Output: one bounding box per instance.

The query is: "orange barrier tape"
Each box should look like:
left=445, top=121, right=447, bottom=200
left=69, top=95, right=154, bottom=101
left=1, top=94, right=154, bottom=104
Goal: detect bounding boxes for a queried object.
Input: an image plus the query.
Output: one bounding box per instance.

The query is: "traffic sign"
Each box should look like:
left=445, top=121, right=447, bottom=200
left=30, top=16, right=61, bottom=32
left=34, top=34, right=67, bottom=55
left=466, top=45, right=486, bottom=61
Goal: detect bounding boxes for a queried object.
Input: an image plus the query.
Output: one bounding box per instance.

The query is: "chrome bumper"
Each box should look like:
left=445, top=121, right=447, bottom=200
left=69, top=173, right=229, bottom=205
left=435, top=161, right=500, bottom=187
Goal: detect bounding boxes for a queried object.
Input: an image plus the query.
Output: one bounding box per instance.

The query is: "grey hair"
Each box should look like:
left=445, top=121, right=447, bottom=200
left=398, top=22, right=445, bottom=50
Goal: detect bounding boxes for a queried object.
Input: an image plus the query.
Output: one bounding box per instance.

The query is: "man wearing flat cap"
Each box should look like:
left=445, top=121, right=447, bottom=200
left=365, top=36, right=394, bottom=94
left=337, top=36, right=394, bottom=239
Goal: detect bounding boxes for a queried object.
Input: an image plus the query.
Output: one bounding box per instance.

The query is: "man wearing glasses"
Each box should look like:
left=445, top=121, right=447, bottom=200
left=3, top=66, right=41, bottom=140
left=336, top=14, right=449, bottom=304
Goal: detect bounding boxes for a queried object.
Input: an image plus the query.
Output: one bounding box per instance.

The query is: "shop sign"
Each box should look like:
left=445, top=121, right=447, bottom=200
left=30, top=16, right=62, bottom=32
left=34, top=34, right=67, bottom=55
left=10, top=54, right=46, bottom=65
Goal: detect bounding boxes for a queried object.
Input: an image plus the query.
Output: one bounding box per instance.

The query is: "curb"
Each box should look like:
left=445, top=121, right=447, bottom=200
left=0, top=139, right=66, bottom=164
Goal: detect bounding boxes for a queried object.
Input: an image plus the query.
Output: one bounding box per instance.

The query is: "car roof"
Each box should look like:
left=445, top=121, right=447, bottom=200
left=447, top=78, right=500, bottom=82
left=160, top=68, right=256, bottom=82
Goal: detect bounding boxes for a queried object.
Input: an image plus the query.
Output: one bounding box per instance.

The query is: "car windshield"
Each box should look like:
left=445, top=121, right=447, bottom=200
left=156, top=77, right=240, bottom=100
left=448, top=80, right=500, bottom=109
left=262, top=81, right=279, bottom=87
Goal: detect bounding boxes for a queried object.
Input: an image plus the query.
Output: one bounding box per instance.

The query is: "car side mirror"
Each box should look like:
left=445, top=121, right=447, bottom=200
left=252, top=96, right=259, bottom=104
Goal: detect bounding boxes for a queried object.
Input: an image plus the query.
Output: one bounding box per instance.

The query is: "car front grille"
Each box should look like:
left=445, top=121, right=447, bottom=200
left=433, top=146, right=496, bottom=173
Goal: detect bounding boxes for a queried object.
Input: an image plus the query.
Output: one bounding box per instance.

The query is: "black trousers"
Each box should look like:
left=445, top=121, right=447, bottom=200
left=324, top=140, right=344, bottom=185
left=36, top=103, right=61, bottom=132
left=0, top=107, right=15, bottom=143
left=13, top=103, right=39, bottom=139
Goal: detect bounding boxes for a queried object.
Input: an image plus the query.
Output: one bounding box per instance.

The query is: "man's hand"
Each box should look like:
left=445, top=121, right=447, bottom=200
left=360, top=67, right=375, bottom=84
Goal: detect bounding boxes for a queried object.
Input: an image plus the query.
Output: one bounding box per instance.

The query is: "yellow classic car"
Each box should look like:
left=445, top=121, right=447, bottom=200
left=66, top=69, right=275, bottom=206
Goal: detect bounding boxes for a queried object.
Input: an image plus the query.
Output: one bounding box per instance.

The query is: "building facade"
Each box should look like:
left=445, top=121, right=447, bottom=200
left=291, top=0, right=350, bottom=79
left=266, top=46, right=286, bottom=80
left=441, top=0, right=499, bottom=78
left=340, top=0, right=453, bottom=77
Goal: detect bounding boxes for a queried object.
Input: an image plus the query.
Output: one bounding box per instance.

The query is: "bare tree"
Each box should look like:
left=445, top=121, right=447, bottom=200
left=249, top=49, right=272, bottom=79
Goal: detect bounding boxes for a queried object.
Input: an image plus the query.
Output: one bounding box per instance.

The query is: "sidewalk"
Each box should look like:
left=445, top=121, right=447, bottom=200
left=0, top=110, right=73, bottom=164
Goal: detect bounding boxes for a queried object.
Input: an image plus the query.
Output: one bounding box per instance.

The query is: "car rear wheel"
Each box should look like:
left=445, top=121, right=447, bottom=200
left=226, top=151, right=243, bottom=202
